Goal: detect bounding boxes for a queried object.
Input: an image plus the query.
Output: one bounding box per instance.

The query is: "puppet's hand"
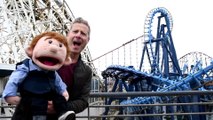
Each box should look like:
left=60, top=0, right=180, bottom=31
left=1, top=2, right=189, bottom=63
left=5, top=96, right=21, bottom=105
left=62, top=90, right=69, bottom=101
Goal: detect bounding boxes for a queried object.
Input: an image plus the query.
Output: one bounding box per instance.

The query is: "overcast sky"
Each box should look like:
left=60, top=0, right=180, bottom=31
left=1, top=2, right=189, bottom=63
left=66, top=0, right=213, bottom=60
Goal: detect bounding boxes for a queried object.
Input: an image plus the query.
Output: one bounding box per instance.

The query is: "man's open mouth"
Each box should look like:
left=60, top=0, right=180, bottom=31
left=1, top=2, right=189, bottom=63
left=73, top=41, right=81, bottom=46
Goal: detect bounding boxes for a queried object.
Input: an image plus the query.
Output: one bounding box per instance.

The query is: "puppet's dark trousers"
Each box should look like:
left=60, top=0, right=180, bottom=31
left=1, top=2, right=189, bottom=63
left=11, top=67, right=68, bottom=120
left=11, top=90, right=68, bottom=120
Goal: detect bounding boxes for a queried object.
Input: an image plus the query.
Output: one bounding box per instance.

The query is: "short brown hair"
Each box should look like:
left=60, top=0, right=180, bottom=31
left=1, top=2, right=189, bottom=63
left=71, top=17, right=91, bottom=36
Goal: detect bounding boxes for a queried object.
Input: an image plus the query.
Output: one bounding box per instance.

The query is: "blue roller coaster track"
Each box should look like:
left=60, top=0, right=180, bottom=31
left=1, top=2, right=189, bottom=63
left=101, top=7, right=213, bottom=120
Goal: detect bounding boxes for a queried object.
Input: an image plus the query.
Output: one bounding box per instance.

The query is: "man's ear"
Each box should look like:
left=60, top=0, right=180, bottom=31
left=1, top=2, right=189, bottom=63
left=25, top=47, right=33, bottom=57
left=63, top=57, right=72, bottom=65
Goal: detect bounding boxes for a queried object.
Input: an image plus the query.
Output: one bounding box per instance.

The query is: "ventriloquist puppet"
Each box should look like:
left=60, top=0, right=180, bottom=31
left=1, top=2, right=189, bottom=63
left=3, top=31, right=75, bottom=120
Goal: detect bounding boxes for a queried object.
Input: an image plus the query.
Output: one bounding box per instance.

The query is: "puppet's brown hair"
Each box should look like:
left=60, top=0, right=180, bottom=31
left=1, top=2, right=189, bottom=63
left=29, top=31, right=70, bottom=59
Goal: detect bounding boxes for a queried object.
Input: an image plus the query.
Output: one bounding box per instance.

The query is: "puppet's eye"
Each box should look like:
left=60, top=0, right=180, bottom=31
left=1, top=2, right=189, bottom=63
left=48, top=40, right=53, bottom=44
left=59, top=43, right=63, bottom=47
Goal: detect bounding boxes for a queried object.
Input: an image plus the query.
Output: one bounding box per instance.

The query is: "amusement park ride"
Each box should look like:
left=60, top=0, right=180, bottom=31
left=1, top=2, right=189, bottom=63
left=0, top=0, right=74, bottom=64
left=101, top=7, right=213, bottom=120
left=0, top=0, right=213, bottom=120
left=0, top=0, right=95, bottom=73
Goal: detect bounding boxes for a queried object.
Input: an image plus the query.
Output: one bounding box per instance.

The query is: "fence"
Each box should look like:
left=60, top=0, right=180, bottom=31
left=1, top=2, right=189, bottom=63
left=2, top=91, right=213, bottom=120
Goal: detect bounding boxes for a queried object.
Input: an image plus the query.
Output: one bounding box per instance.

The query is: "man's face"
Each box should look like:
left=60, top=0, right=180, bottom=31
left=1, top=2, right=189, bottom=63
left=67, top=23, right=90, bottom=55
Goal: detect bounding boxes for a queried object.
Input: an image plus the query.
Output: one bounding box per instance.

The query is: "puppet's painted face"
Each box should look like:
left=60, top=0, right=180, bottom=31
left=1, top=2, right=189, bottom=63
left=32, top=36, right=67, bottom=71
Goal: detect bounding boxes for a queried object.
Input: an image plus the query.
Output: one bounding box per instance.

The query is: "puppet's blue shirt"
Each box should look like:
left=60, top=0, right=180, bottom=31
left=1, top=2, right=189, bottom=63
left=2, top=59, right=67, bottom=98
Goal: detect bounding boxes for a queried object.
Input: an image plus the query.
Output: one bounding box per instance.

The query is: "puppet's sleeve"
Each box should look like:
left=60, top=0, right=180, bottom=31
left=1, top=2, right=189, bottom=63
left=54, top=72, right=67, bottom=94
left=2, top=63, right=28, bottom=98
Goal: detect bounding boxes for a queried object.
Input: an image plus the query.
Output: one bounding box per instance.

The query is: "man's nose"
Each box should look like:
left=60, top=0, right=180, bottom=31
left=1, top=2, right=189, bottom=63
left=75, top=31, right=82, bottom=37
left=74, top=34, right=82, bottom=40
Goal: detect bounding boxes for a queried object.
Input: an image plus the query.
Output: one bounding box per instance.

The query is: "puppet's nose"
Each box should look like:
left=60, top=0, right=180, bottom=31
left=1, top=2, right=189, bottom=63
left=49, top=45, right=58, bottom=53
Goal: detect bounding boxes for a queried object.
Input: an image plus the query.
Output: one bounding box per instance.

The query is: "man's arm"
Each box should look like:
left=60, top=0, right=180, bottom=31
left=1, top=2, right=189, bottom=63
left=66, top=69, right=92, bottom=113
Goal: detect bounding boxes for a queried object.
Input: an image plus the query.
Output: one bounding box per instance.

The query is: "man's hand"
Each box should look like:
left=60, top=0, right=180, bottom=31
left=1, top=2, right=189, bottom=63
left=47, top=101, right=56, bottom=114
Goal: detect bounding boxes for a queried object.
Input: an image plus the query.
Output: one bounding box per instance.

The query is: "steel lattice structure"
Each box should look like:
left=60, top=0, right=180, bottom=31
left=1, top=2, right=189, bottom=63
left=101, top=7, right=213, bottom=120
left=0, top=0, right=96, bottom=74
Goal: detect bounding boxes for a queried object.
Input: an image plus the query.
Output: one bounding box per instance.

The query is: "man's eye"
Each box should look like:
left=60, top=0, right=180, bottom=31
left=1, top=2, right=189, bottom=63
left=48, top=40, right=53, bottom=44
left=73, top=30, right=78, bottom=34
left=81, top=31, right=86, bottom=36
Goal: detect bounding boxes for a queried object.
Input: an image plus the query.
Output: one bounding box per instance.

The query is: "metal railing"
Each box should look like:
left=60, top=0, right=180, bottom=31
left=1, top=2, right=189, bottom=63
left=81, top=91, right=213, bottom=119
left=1, top=91, right=213, bottom=119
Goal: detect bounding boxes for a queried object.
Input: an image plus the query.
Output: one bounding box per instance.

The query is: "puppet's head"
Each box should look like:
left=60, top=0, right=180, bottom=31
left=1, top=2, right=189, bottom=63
left=25, top=31, right=71, bottom=71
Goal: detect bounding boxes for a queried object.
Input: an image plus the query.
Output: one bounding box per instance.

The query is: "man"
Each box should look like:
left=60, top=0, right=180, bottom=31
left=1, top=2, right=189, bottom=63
left=47, top=17, right=92, bottom=120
